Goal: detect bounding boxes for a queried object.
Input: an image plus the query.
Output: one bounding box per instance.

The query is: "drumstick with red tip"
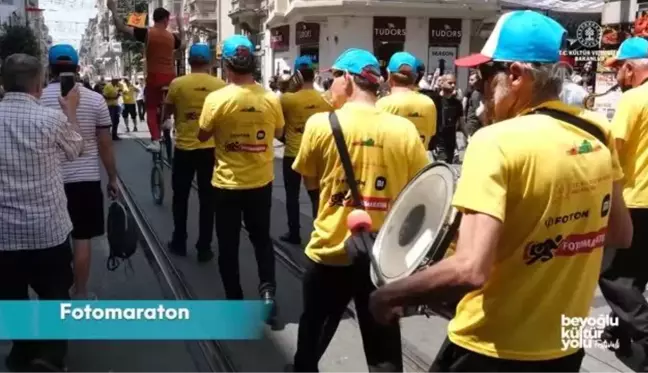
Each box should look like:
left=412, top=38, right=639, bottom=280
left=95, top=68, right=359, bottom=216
left=346, top=209, right=387, bottom=286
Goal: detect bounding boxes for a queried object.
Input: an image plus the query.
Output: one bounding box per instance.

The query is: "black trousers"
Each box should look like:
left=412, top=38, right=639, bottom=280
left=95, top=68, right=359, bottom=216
left=430, top=338, right=584, bottom=372
left=433, top=129, right=457, bottom=163
left=213, top=183, right=276, bottom=299
left=108, top=105, right=120, bottom=138
left=283, top=156, right=318, bottom=236
left=136, top=99, right=145, bottom=121
left=0, top=240, right=73, bottom=367
left=122, top=103, right=137, bottom=122
left=293, top=257, right=403, bottom=372
left=172, top=147, right=215, bottom=251
left=599, top=208, right=648, bottom=369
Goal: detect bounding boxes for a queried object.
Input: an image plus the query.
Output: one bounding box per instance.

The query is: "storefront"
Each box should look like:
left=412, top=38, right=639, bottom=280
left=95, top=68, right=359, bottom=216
left=263, top=0, right=498, bottom=90
left=295, top=22, right=321, bottom=70
left=427, top=18, right=462, bottom=76
left=270, top=24, right=291, bottom=75
left=373, top=16, right=407, bottom=78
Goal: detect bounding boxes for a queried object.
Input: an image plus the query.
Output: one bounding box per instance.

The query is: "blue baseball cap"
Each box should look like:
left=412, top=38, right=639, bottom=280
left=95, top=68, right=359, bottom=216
left=331, top=48, right=381, bottom=83
left=605, top=37, right=648, bottom=67
left=294, top=55, right=314, bottom=71
left=455, top=10, right=566, bottom=67
left=387, top=52, right=418, bottom=73
left=189, top=43, right=211, bottom=62
left=48, top=44, right=79, bottom=66
left=222, top=35, right=254, bottom=59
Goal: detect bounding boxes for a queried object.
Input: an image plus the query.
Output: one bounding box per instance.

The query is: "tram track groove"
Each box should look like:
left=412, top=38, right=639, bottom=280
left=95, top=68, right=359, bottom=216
left=116, top=175, right=237, bottom=372
left=131, top=137, right=433, bottom=372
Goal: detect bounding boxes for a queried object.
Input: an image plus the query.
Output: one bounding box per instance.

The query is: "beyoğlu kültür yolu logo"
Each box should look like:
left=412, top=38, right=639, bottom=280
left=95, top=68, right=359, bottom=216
left=567, top=140, right=602, bottom=155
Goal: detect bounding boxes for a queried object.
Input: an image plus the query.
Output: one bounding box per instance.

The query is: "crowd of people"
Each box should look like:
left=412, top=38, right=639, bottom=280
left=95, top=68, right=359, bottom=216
left=3, top=5, right=648, bottom=373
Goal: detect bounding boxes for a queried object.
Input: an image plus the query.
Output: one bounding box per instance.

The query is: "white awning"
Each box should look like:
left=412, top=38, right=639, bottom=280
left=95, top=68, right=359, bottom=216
left=501, top=0, right=603, bottom=13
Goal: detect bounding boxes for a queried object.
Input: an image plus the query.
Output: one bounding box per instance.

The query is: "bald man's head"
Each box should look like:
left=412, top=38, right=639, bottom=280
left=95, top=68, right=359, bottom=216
left=440, top=73, right=456, bottom=92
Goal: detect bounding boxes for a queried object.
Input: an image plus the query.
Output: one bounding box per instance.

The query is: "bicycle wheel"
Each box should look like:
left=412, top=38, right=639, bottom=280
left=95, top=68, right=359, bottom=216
left=150, top=164, right=164, bottom=205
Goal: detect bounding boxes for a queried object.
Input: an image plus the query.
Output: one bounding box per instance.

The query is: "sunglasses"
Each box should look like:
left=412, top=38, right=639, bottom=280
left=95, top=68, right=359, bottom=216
left=477, top=62, right=511, bottom=82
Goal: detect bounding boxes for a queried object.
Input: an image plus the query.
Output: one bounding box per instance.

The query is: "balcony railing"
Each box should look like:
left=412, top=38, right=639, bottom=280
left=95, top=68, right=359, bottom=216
left=230, top=0, right=264, bottom=16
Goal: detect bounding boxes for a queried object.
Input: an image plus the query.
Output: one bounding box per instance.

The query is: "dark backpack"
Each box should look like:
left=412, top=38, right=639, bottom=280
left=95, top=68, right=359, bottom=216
left=106, top=201, right=138, bottom=271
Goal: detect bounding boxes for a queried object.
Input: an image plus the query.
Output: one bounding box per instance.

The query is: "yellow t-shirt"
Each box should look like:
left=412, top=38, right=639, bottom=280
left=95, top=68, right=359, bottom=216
left=102, top=83, right=119, bottom=106
left=447, top=100, right=623, bottom=361
left=199, top=83, right=285, bottom=190
left=122, top=84, right=137, bottom=104
left=166, top=73, right=225, bottom=150
left=292, top=102, right=429, bottom=266
left=281, top=89, right=333, bottom=157
left=610, top=81, right=648, bottom=208
left=376, top=90, right=437, bottom=148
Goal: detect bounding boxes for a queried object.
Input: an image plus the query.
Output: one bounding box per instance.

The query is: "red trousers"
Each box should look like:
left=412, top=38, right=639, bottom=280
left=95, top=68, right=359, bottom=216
left=145, top=72, right=176, bottom=141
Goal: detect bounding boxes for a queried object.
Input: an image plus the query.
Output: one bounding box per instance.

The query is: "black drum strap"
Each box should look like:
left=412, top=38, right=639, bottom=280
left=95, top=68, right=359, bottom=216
left=329, top=112, right=363, bottom=209
left=527, top=108, right=607, bottom=146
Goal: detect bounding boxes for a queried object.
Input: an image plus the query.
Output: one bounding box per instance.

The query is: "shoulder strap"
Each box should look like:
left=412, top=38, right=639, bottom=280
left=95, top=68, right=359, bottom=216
left=528, top=107, right=607, bottom=146
left=329, top=111, right=363, bottom=209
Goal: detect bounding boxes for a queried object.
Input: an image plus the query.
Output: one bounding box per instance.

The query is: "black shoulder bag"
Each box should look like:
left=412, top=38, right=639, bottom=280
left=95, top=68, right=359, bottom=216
left=328, top=112, right=376, bottom=263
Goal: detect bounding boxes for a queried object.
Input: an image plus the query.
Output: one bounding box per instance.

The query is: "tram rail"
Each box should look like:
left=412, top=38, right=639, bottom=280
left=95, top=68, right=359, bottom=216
left=130, top=137, right=433, bottom=372
left=116, top=175, right=237, bottom=372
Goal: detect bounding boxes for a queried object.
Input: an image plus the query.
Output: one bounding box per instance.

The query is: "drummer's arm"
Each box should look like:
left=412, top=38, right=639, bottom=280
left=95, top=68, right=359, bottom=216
left=292, top=117, right=321, bottom=193
left=375, top=211, right=501, bottom=308
left=374, top=129, right=504, bottom=307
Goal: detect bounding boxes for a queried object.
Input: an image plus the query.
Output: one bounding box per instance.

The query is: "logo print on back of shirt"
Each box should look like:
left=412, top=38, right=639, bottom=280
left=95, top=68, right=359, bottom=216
left=567, top=140, right=602, bottom=155
left=352, top=138, right=382, bottom=148
left=241, top=106, right=258, bottom=113
left=375, top=176, right=387, bottom=191
left=601, top=194, right=611, bottom=217
left=523, top=228, right=607, bottom=265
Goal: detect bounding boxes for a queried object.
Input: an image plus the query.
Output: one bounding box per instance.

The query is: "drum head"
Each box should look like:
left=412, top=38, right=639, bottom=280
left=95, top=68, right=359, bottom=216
left=372, top=162, right=457, bottom=285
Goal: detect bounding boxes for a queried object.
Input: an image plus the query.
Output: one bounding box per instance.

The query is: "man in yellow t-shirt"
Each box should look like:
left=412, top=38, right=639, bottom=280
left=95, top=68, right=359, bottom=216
left=279, top=55, right=332, bottom=245
left=198, top=35, right=284, bottom=323
left=290, top=48, right=429, bottom=372
left=377, top=51, right=437, bottom=149
left=599, top=37, right=648, bottom=369
left=165, top=43, right=226, bottom=263
left=121, top=78, right=139, bottom=132
left=369, top=11, right=632, bottom=372
left=102, top=78, right=121, bottom=140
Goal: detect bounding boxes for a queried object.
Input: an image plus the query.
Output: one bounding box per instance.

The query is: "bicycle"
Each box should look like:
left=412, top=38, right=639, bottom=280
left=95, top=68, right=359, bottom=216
left=149, top=85, right=171, bottom=205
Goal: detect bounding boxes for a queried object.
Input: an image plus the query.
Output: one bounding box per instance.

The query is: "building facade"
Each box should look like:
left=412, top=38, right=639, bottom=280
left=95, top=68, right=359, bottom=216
left=0, top=0, right=25, bottom=26
left=263, top=0, right=500, bottom=90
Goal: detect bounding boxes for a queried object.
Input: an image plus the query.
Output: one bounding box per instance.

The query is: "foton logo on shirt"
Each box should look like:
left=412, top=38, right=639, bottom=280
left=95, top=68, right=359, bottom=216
left=523, top=227, right=607, bottom=265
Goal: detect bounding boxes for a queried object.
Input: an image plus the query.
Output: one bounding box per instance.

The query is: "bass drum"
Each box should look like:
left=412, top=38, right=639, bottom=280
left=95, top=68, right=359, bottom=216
left=371, top=162, right=462, bottom=319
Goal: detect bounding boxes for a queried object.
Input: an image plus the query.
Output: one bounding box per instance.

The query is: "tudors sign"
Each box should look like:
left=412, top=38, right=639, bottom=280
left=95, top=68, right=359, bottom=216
left=295, top=22, right=320, bottom=45
left=271, top=25, right=290, bottom=51
left=373, top=17, right=407, bottom=43
left=429, top=18, right=462, bottom=45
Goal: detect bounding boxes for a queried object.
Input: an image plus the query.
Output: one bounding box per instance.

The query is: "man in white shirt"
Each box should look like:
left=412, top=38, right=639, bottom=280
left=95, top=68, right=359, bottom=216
left=41, top=44, right=118, bottom=301
left=0, top=53, right=82, bottom=372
